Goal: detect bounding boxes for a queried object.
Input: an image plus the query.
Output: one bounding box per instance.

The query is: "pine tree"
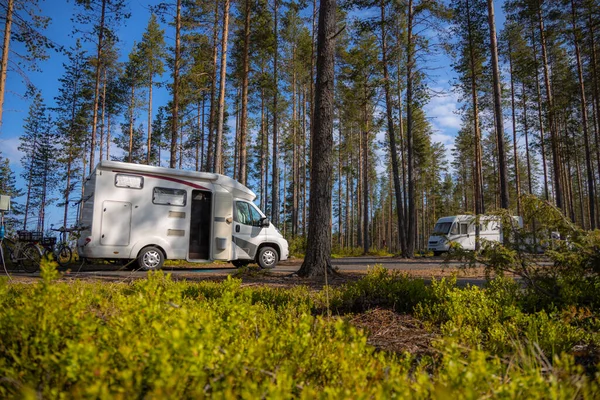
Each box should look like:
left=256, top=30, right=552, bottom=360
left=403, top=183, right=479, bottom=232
left=138, top=14, right=167, bottom=165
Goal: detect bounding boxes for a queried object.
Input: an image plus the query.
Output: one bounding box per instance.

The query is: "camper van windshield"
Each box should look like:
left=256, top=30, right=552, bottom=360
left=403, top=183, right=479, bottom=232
left=433, top=222, right=452, bottom=235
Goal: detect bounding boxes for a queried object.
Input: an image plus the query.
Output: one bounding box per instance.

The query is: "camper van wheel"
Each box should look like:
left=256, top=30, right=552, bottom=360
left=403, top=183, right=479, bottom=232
left=433, top=251, right=442, bottom=257
left=257, top=246, right=278, bottom=269
left=137, top=246, right=164, bottom=271
left=232, top=260, right=250, bottom=268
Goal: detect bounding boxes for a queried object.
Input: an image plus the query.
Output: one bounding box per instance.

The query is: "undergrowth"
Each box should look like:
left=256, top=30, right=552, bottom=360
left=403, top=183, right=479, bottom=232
left=0, top=263, right=599, bottom=398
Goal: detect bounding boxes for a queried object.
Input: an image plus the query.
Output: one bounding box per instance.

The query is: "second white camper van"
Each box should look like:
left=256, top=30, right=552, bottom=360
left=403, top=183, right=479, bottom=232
left=427, top=215, right=522, bottom=255
left=77, top=161, right=289, bottom=270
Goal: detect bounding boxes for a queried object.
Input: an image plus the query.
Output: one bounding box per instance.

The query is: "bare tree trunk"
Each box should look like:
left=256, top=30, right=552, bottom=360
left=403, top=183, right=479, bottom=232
left=589, top=13, right=600, bottom=227
left=100, top=69, right=106, bottom=162
left=128, top=83, right=135, bottom=163
left=207, top=0, right=220, bottom=171
left=508, top=42, right=521, bottom=215
left=238, top=0, right=251, bottom=184
left=271, top=0, right=280, bottom=226
left=537, top=0, right=563, bottom=211
left=89, top=0, right=107, bottom=172
left=487, top=0, right=509, bottom=209
left=570, top=0, right=595, bottom=229
left=214, top=0, right=230, bottom=174
left=0, top=0, right=14, bottom=127
left=147, top=74, right=153, bottom=165
left=466, top=0, right=484, bottom=246
left=170, top=0, right=182, bottom=168
left=380, top=0, right=406, bottom=255
left=405, top=0, right=416, bottom=257
left=531, top=25, right=549, bottom=200
left=522, top=82, right=533, bottom=194
left=297, top=0, right=336, bottom=277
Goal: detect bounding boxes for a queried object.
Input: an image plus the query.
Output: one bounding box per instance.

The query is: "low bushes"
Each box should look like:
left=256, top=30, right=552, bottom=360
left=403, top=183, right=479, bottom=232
left=0, top=263, right=599, bottom=398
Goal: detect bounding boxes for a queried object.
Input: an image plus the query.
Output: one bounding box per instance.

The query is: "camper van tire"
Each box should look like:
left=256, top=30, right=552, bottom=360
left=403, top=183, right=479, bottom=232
left=433, top=251, right=443, bottom=257
left=257, top=246, right=278, bottom=269
left=137, top=246, right=165, bottom=271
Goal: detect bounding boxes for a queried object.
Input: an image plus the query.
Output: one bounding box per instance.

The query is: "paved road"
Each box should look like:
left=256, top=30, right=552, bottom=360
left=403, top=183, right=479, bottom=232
left=3, top=256, right=478, bottom=282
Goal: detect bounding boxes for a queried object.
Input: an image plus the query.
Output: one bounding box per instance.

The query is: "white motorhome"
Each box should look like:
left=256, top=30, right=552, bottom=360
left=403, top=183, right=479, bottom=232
left=427, top=215, right=523, bottom=255
left=77, top=161, right=289, bottom=270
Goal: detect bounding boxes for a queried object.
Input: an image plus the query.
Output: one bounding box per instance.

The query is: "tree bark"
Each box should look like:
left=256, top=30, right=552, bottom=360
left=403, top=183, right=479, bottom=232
left=508, top=42, right=521, bottom=215
left=147, top=73, right=153, bottom=165
left=380, top=0, right=407, bottom=256
left=570, top=0, right=595, bottom=229
left=238, top=0, right=251, bottom=184
left=537, top=0, right=563, bottom=211
left=297, top=0, right=336, bottom=277
left=170, top=0, right=181, bottom=168
left=405, top=0, right=416, bottom=257
left=207, top=0, right=220, bottom=172
left=0, top=0, right=14, bottom=128
left=89, top=0, right=107, bottom=172
left=531, top=25, right=549, bottom=200
left=271, top=0, right=280, bottom=226
left=214, top=0, right=230, bottom=174
left=487, top=0, right=509, bottom=209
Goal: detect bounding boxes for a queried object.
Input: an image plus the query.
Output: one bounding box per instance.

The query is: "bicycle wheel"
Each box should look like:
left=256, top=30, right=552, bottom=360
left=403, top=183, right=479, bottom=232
left=21, top=243, right=42, bottom=273
left=55, top=244, right=72, bottom=267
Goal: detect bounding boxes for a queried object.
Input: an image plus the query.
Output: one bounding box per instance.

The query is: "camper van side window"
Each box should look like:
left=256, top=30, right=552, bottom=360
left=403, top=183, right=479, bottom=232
left=450, top=223, right=458, bottom=235
left=153, top=188, right=186, bottom=206
left=115, top=174, right=144, bottom=189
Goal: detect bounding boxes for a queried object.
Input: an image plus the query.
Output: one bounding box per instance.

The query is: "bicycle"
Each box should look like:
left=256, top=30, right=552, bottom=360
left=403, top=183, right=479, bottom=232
left=0, top=231, right=43, bottom=273
left=42, top=226, right=85, bottom=267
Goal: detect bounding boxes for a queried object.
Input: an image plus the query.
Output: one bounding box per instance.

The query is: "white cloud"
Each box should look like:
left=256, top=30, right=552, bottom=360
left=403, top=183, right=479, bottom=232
left=0, top=137, right=24, bottom=168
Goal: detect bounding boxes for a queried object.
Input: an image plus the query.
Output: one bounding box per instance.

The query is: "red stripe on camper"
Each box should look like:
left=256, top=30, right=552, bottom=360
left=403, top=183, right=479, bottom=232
left=112, top=170, right=209, bottom=190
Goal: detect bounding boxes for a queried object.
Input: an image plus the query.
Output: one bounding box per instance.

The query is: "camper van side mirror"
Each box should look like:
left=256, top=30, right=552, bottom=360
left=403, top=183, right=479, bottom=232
left=260, top=217, right=270, bottom=227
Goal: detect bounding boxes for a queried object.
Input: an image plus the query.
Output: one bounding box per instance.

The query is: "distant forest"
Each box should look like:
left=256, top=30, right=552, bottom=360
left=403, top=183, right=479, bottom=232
left=0, top=0, right=599, bottom=256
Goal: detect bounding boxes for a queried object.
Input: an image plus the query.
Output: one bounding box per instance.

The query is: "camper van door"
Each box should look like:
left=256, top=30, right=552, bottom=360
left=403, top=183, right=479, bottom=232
left=212, top=188, right=233, bottom=260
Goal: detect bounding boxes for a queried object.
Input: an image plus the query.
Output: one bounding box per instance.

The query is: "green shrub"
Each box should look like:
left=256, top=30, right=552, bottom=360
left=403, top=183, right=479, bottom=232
left=0, top=265, right=599, bottom=398
left=322, top=265, right=432, bottom=314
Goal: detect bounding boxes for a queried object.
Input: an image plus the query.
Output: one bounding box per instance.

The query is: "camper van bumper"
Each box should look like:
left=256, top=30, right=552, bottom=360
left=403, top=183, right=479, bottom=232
left=427, top=237, right=449, bottom=253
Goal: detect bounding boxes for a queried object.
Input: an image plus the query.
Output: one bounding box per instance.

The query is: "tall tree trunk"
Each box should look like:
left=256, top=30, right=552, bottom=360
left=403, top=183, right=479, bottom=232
left=405, top=0, right=416, bottom=257
left=589, top=13, right=600, bottom=227
left=571, top=0, right=595, bottom=229
left=292, top=63, right=298, bottom=237
left=531, top=25, right=549, bottom=200
left=100, top=69, right=106, bottom=162
left=522, top=82, right=533, bottom=194
left=537, top=0, right=563, bottom=211
left=238, top=0, right=251, bottom=184
left=214, top=0, right=230, bottom=174
left=89, top=0, right=107, bottom=172
left=207, top=0, right=220, bottom=171
left=0, top=0, right=14, bottom=127
left=147, top=74, right=154, bottom=165
left=508, top=42, right=521, bottom=215
left=128, top=83, right=135, bottom=163
left=487, top=0, right=509, bottom=209
left=170, top=0, right=182, bottom=168
left=297, top=0, right=336, bottom=277
left=466, top=0, right=484, bottom=246
left=380, top=0, right=407, bottom=255
left=271, top=0, right=280, bottom=226
left=362, top=105, right=369, bottom=255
